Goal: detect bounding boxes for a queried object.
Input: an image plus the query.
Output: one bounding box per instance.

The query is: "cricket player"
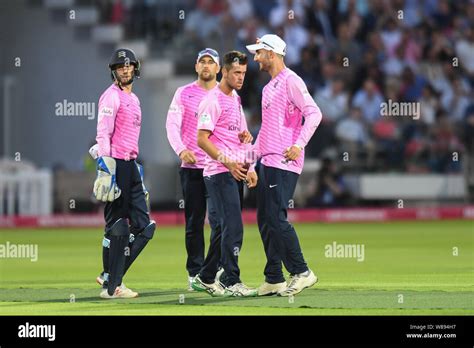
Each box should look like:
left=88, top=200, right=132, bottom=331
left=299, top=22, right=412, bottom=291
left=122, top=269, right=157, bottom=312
left=246, top=34, right=322, bottom=296
left=192, top=51, right=257, bottom=297
left=166, top=48, right=223, bottom=291
left=93, top=48, right=155, bottom=299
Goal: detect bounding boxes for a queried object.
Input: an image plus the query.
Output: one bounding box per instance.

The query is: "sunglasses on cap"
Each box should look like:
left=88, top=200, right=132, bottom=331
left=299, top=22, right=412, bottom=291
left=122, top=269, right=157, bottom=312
left=198, top=48, right=219, bottom=58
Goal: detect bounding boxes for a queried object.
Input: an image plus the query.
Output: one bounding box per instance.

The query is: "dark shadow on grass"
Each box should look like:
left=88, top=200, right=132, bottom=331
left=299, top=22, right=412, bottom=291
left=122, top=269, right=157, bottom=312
left=9, top=290, right=184, bottom=304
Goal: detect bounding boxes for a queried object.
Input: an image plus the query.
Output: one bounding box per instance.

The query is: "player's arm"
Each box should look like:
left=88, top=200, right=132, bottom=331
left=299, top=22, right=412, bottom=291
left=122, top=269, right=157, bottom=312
left=96, top=92, right=119, bottom=157
left=165, top=88, right=196, bottom=164
left=93, top=92, right=121, bottom=202
left=237, top=103, right=258, bottom=188
left=283, top=75, right=323, bottom=161
left=197, top=130, right=247, bottom=181
left=237, top=102, right=253, bottom=144
left=196, top=98, right=247, bottom=181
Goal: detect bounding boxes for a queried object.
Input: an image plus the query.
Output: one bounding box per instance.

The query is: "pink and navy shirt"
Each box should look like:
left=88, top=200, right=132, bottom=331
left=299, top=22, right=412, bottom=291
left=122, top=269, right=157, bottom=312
left=253, top=68, right=323, bottom=174
left=197, top=86, right=250, bottom=177
left=96, top=83, right=141, bottom=161
left=166, top=81, right=212, bottom=169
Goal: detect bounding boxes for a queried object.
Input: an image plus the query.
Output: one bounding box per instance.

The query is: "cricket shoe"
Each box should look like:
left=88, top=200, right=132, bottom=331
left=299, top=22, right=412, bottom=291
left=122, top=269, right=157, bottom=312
left=277, top=269, right=318, bottom=297
left=188, top=276, right=195, bottom=292
left=257, top=281, right=287, bottom=296
left=224, top=283, right=258, bottom=297
left=96, top=273, right=131, bottom=292
left=100, top=284, right=138, bottom=299
left=215, top=267, right=224, bottom=282
left=96, top=272, right=106, bottom=286
left=191, top=275, right=226, bottom=297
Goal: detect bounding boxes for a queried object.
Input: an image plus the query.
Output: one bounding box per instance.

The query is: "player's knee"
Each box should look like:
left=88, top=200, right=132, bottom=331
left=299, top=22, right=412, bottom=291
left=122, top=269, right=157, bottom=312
left=141, top=221, right=156, bottom=240
left=109, top=218, right=130, bottom=237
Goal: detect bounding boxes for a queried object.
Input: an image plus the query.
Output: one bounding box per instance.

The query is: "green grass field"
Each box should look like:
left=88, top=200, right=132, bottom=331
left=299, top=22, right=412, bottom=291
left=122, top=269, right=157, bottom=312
left=0, top=220, right=472, bottom=315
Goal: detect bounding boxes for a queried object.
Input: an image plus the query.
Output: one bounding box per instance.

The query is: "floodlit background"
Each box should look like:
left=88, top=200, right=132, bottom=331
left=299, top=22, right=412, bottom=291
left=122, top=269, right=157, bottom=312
left=0, top=0, right=473, bottom=215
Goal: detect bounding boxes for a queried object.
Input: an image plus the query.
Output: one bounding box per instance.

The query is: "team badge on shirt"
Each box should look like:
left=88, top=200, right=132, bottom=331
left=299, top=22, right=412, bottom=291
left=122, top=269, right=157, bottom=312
left=99, top=106, right=114, bottom=118
left=199, top=112, right=211, bottom=125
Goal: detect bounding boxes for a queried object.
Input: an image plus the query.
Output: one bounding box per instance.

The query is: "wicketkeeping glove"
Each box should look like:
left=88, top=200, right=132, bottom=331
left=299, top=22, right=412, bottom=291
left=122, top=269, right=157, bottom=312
left=93, top=156, right=121, bottom=202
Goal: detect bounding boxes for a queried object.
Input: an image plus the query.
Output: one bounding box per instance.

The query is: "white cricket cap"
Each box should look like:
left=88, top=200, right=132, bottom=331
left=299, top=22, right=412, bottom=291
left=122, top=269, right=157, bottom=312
left=246, top=34, right=287, bottom=56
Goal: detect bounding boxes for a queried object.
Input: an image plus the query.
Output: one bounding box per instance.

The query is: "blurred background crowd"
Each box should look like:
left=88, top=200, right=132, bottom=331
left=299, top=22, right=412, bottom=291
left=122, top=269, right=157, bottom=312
left=89, top=0, right=474, bottom=207
left=2, top=0, right=473, bottom=213
left=91, top=0, right=473, bottom=172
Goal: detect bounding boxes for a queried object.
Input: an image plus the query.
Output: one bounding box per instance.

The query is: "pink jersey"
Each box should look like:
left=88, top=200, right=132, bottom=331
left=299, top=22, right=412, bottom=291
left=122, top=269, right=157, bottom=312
left=96, top=83, right=141, bottom=161
left=166, top=81, right=212, bottom=169
left=197, top=86, right=249, bottom=177
left=254, top=68, right=322, bottom=174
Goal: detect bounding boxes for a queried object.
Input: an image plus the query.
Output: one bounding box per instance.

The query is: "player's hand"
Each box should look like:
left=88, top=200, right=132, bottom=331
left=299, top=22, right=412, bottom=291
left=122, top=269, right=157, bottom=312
left=283, top=145, right=303, bottom=161
left=179, top=149, right=197, bottom=164
left=93, top=156, right=121, bottom=202
left=245, top=170, right=258, bottom=188
left=226, top=162, right=248, bottom=181
left=238, top=130, right=253, bottom=144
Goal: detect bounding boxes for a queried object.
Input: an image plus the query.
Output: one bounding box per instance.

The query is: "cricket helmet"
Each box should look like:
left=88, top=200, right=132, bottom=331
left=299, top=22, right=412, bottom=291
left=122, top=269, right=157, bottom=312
left=109, top=48, right=141, bottom=81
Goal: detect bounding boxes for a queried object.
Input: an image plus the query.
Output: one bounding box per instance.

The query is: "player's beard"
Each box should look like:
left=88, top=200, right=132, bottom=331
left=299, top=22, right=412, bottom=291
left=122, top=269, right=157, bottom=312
left=259, top=61, right=270, bottom=72
left=118, top=75, right=133, bottom=86
left=199, top=71, right=215, bottom=82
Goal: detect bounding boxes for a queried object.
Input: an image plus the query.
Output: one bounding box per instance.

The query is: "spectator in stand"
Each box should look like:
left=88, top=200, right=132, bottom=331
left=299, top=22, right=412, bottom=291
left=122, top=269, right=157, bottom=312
left=380, top=17, right=402, bottom=58
left=382, top=42, right=406, bottom=78
left=308, top=157, right=351, bottom=207
left=399, top=66, right=427, bottom=102
left=428, top=113, right=464, bottom=173
left=432, top=0, right=454, bottom=30
left=352, top=78, right=384, bottom=124
left=314, top=76, right=348, bottom=123
left=462, top=104, right=474, bottom=154
left=329, top=21, right=362, bottom=79
left=454, top=26, right=474, bottom=87
left=252, top=0, right=277, bottom=22
left=446, top=77, right=472, bottom=123
left=335, top=106, right=375, bottom=169
left=305, top=0, right=336, bottom=44
left=184, top=0, right=222, bottom=41
left=419, top=84, right=440, bottom=126
left=269, top=0, right=306, bottom=28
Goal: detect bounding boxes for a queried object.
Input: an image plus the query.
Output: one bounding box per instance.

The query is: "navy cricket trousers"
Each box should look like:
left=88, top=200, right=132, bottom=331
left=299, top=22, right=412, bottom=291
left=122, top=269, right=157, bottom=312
left=257, top=164, right=308, bottom=283
left=179, top=168, right=220, bottom=277
left=202, top=172, right=244, bottom=286
left=104, top=159, right=150, bottom=233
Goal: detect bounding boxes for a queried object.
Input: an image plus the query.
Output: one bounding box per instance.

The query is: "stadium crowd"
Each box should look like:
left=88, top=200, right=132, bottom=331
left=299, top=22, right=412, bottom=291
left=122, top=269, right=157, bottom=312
left=92, top=0, right=473, bottom=176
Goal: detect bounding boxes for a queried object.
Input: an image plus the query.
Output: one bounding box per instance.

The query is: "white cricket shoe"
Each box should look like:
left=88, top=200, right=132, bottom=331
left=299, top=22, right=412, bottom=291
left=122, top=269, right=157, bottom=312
left=191, top=275, right=227, bottom=297
left=215, top=267, right=224, bottom=282
left=188, top=276, right=195, bottom=292
left=96, top=273, right=131, bottom=292
left=257, top=281, right=287, bottom=296
left=96, top=274, right=105, bottom=286
left=277, top=269, right=318, bottom=297
left=225, top=283, right=258, bottom=297
left=100, top=285, right=138, bottom=299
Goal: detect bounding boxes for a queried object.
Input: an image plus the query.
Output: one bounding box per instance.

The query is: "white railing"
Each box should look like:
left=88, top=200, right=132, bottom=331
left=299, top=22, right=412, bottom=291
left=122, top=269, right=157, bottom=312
left=0, top=169, right=52, bottom=216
